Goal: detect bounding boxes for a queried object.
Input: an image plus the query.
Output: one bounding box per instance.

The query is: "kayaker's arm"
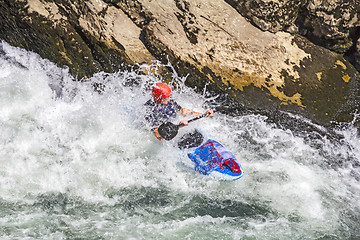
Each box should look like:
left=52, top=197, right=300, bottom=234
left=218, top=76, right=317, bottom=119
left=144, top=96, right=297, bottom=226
left=179, top=108, right=214, bottom=118
left=153, top=107, right=213, bottom=141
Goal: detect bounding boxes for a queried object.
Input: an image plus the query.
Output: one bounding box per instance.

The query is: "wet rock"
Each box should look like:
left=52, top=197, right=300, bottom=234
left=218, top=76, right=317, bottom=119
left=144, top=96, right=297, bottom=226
left=299, top=0, right=360, bottom=54
left=225, top=0, right=360, bottom=55
left=225, top=0, right=306, bottom=33
left=120, top=0, right=358, bottom=127
left=356, top=38, right=360, bottom=70
left=0, top=0, right=359, bottom=130
left=0, top=0, right=154, bottom=79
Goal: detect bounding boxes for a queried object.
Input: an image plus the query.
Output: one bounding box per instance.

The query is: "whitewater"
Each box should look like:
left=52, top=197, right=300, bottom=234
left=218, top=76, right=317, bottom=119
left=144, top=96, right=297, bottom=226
left=0, top=41, right=359, bottom=240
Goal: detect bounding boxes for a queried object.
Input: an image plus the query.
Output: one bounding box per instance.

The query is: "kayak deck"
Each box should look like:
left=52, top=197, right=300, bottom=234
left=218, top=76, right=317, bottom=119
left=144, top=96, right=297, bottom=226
left=187, top=139, right=244, bottom=181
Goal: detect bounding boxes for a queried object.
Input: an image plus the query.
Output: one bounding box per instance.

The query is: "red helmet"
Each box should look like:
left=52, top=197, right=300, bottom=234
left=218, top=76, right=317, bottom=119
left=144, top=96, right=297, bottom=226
left=152, top=83, right=172, bottom=103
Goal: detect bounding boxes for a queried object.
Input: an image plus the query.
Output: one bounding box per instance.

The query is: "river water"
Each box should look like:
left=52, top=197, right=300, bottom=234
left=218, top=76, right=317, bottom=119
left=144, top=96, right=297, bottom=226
left=0, top=41, right=359, bottom=239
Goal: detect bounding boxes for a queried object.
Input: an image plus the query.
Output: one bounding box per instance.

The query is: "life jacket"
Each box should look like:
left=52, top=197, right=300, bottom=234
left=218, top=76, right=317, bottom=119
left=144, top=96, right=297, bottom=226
left=144, top=99, right=181, bottom=127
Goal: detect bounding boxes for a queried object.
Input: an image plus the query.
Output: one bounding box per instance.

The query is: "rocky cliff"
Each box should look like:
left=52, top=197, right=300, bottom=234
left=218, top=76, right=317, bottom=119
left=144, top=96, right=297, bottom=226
left=0, top=0, right=359, bottom=129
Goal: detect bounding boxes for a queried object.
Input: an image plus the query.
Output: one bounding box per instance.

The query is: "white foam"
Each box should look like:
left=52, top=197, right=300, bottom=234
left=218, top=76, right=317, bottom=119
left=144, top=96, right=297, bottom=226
left=0, top=41, right=359, bottom=238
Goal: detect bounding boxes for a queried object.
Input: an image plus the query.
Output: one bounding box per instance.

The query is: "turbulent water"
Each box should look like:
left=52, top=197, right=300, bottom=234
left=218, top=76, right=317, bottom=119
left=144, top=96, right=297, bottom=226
left=0, top=41, right=359, bottom=240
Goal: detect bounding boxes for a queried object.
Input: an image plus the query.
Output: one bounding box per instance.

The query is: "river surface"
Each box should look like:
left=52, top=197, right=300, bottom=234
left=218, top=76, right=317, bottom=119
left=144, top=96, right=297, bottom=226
left=0, top=41, right=359, bottom=240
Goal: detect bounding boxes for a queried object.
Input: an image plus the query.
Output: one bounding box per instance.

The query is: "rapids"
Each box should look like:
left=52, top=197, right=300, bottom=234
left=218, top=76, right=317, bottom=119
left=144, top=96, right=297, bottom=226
left=0, top=41, right=359, bottom=239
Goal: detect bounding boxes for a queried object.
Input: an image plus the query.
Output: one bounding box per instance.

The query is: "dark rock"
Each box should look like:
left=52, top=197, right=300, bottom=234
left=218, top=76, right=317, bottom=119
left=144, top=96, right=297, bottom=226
left=225, top=0, right=306, bottom=33
left=299, top=0, right=360, bottom=54
left=0, top=0, right=135, bottom=79
left=0, top=0, right=359, bottom=131
left=225, top=0, right=360, bottom=56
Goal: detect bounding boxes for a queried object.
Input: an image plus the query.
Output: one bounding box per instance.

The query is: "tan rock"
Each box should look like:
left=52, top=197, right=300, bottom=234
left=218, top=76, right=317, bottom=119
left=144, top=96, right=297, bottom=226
left=139, top=0, right=310, bottom=106
left=78, top=0, right=154, bottom=64
left=1, top=0, right=358, bottom=127
left=26, top=0, right=66, bottom=23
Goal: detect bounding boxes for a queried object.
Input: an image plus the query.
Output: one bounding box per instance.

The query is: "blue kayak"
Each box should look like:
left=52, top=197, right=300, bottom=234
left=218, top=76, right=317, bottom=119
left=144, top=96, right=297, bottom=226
left=187, top=139, right=244, bottom=181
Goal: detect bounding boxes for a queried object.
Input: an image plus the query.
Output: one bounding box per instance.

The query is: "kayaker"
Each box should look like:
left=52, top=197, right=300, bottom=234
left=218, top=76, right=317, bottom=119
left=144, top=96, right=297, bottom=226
left=144, top=82, right=213, bottom=148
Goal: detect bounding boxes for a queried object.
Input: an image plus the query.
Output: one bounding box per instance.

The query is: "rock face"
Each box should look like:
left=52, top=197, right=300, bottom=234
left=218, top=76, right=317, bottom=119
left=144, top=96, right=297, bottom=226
left=356, top=38, right=360, bottom=70
left=224, top=0, right=306, bottom=33
left=225, top=0, right=360, bottom=54
left=300, top=0, right=360, bottom=54
left=0, top=0, right=155, bottom=78
left=0, top=0, right=359, bottom=129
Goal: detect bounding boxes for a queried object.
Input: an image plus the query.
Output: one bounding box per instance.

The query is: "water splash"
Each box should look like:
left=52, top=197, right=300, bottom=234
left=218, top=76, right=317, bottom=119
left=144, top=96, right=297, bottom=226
left=0, top=41, right=359, bottom=239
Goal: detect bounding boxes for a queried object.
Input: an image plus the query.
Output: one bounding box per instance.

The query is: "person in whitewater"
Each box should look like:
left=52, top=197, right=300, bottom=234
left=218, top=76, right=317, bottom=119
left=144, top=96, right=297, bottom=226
left=145, top=82, right=213, bottom=148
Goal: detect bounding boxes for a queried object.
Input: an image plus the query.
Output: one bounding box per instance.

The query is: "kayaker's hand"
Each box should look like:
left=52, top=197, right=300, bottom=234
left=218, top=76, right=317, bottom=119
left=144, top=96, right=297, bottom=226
left=179, top=120, right=189, bottom=127
left=153, top=128, right=163, bottom=141
left=205, top=110, right=214, bottom=117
